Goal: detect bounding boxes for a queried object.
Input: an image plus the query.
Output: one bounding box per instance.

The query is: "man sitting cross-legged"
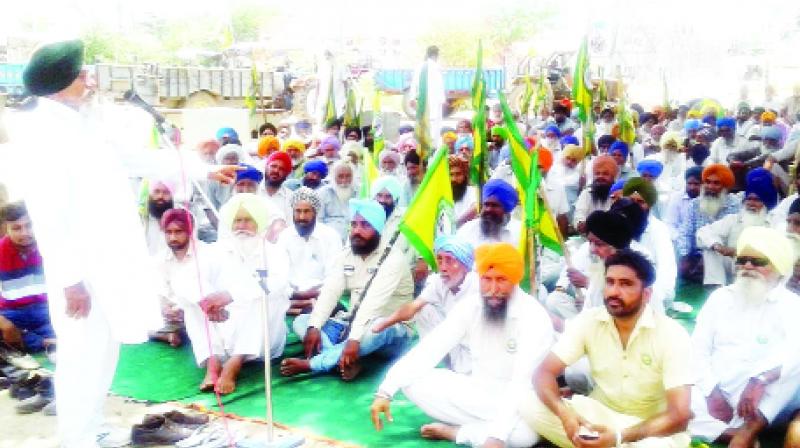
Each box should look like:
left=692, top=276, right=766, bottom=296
left=689, top=226, right=800, bottom=448
left=156, top=208, right=273, bottom=394
left=372, top=235, right=478, bottom=374
left=521, top=249, right=693, bottom=448
left=370, top=243, right=554, bottom=448
left=276, top=187, right=343, bottom=315
left=281, top=199, right=414, bottom=380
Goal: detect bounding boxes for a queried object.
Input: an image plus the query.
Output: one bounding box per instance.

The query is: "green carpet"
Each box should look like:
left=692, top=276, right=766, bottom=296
left=109, top=283, right=784, bottom=448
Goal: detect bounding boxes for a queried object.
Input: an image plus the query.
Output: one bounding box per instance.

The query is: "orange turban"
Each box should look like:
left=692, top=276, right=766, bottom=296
left=562, top=144, right=585, bottom=161
left=257, top=136, right=281, bottom=158
left=475, top=243, right=524, bottom=285
left=702, top=164, right=735, bottom=189
left=443, top=131, right=458, bottom=144
left=537, top=148, right=553, bottom=172
left=282, top=138, right=306, bottom=153
left=761, top=110, right=777, bottom=123
left=593, top=154, right=619, bottom=176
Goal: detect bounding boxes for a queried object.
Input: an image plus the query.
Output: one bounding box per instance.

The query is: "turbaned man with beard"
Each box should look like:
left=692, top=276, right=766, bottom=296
left=696, top=168, right=778, bottom=286
left=143, top=179, right=175, bottom=255
left=457, top=179, right=521, bottom=247
left=689, top=226, right=800, bottom=448
left=677, top=164, right=741, bottom=286
left=449, top=155, right=478, bottom=227
left=370, top=243, right=554, bottom=448
left=573, top=155, right=618, bottom=234
left=281, top=199, right=414, bottom=381
left=278, top=187, right=343, bottom=315
left=318, top=160, right=356, bottom=242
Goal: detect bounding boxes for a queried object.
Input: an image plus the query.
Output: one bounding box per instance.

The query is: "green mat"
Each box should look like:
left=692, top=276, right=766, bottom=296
left=111, top=282, right=772, bottom=448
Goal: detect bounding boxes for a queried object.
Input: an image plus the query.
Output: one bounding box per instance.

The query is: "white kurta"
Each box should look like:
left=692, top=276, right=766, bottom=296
left=639, top=216, right=677, bottom=301
left=689, top=284, right=800, bottom=440
left=696, top=212, right=770, bottom=286
left=157, top=242, right=276, bottom=364
left=415, top=271, right=480, bottom=374
left=1, top=98, right=211, bottom=447
left=456, top=217, right=522, bottom=248
left=276, top=221, right=343, bottom=291
left=378, top=287, right=554, bottom=446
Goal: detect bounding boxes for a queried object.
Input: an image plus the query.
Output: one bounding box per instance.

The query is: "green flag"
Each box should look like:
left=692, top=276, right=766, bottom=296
left=344, top=85, right=359, bottom=128
left=520, top=73, right=534, bottom=119
left=571, top=36, right=592, bottom=124
left=470, top=41, right=488, bottom=189
left=533, top=67, right=548, bottom=115
left=597, top=67, right=608, bottom=104
left=399, top=147, right=454, bottom=270
left=415, top=63, right=433, bottom=160
left=244, top=65, right=259, bottom=117
left=324, top=69, right=337, bottom=126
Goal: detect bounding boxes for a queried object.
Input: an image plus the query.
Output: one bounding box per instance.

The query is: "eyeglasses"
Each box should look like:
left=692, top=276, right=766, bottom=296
left=735, top=256, right=770, bottom=267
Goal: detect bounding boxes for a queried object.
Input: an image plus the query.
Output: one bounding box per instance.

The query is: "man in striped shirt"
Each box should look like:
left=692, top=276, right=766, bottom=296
left=0, top=202, right=54, bottom=352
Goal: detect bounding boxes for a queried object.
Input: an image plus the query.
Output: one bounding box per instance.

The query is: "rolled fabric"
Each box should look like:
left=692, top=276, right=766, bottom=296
left=636, top=159, right=664, bottom=179
left=257, top=136, right=281, bottom=157
left=537, top=148, right=554, bottom=172
left=349, top=198, right=387, bottom=234
left=622, top=177, right=658, bottom=208
left=219, top=193, right=273, bottom=234
left=609, top=141, right=629, bottom=159
left=267, top=151, right=292, bottom=172
left=482, top=179, right=519, bottom=212
left=475, top=242, right=524, bottom=284
left=745, top=168, right=778, bottom=210
left=304, top=160, right=329, bottom=178
left=586, top=210, right=633, bottom=249
left=161, top=208, right=194, bottom=231
left=235, top=163, right=264, bottom=184
left=736, top=226, right=794, bottom=275
left=562, top=144, right=585, bottom=161
left=282, top=138, right=306, bottom=153
left=702, top=164, right=735, bottom=190
left=434, top=235, right=475, bottom=269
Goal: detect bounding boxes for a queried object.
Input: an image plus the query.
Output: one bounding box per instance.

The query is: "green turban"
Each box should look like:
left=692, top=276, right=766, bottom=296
left=622, top=177, right=658, bottom=208
left=23, top=40, right=85, bottom=96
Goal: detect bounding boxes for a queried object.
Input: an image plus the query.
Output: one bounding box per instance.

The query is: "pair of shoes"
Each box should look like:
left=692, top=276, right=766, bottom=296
left=9, top=373, right=43, bottom=400
left=131, top=411, right=206, bottom=446
left=0, top=341, right=40, bottom=370
left=15, top=376, right=54, bottom=414
left=96, top=425, right=132, bottom=448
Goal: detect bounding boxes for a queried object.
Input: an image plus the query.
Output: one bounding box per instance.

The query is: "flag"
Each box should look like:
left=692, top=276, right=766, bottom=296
left=344, top=85, right=359, bottom=128
left=533, top=67, right=548, bottom=115
left=324, top=69, right=337, bottom=126
left=571, top=36, right=592, bottom=124
left=415, top=63, right=433, bottom=160
left=399, top=147, right=454, bottom=270
left=470, top=41, right=488, bottom=188
left=498, top=90, right=533, bottom=188
left=371, top=90, right=385, bottom=155
left=221, top=24, right=234, bottom=49
left=597, top=67, right=608, bottom=104
left=520, top=72, right=534, bottom=119
left=359, top=148, right=380, bottom=199
left=244, top=65, right=259, bottom=117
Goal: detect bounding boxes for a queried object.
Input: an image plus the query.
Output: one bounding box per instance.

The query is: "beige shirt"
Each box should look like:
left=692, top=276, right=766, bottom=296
left=554, top=306, right=693, bottom=420
left=307, top=242, right=414, bottom=341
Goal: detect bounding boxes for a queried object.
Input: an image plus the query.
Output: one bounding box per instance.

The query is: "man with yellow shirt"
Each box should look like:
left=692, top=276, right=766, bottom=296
left=520, top=249, right=693, bottom=447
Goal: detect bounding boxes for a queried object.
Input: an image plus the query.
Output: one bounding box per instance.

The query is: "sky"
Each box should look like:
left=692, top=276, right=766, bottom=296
left=4, top=0, right=800, bottom=106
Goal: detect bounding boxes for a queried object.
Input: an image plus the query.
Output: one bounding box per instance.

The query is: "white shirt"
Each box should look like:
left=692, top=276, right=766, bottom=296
left=692, top=284, right=800, bottom=396
left=143, top=214, right=168, bottom=256
left=378, top=287, right=554, bottom=441
left=276, top=221, right=343, bottom=291
left=259, top=184, right=293, bottom=223
left=640, top=216, right=677, bottom=300
left=453, top=186, right=478, bottom=225
left=771, top=193, right=798, bottom=232
left=542, top=176, right=570, bottom=217
left=456, top=216, right=522, bottom=248
left=709, top=136, right=746, bottom=164
left=572, top=188, right=612, bottom=227
left=419, top=271, right=480, bottom=313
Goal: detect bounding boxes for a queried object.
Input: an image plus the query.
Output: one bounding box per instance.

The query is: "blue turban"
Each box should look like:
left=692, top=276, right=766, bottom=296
left=371, top=175, right=403, bottom=203
left=685, top=166, right=703, bottom=181
left=434, top=235, right=474, bottom=269
left=609, top=141, right=629, bottom=159
left=544, top=125, right=561, bottom=138
left=702, top=115, right=716, bottom=126
left=761, top=126, right=782, bottom=141
left=304, top=160, right=329, bottom=178
left=216, top=127, right=239, bottom=142
left=455, top=134, right=474, bottom=150
left=609, top=179, right=626, bottom=195
left=235, top=163, right=264, bottom=183
left=349, top=199, right=387, bottom=234
left=560, top=135, right=579, bottom=146
left=684, top=119, right=702, bottom=132
left=482, top=179, right=519, bottom=212
left=636, top=159, right=664, bottom=178
left=745, top=168, right=778, bottom=210
left=717, top=117, right=736, bottom=130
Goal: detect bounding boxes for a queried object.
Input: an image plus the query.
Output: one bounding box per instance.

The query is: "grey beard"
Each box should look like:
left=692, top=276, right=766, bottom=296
left=741, top=208, right=767, bottom=227
left=732, top=271, right=772, bottom=305
left=480, top=213, right=509, bottom=238
left=335, top=184, right=353, bottom=203
left=698, top=190, right=726, bottom=218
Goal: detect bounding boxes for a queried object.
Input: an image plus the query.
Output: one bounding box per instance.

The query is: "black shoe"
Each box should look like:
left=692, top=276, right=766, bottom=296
left=163, top=410, right=209, bottom=428
left=15, top=393, right=52, bottom=414
left=131, top=415, right=193, bottom=446
left=9, top=374, right=41, bottom=400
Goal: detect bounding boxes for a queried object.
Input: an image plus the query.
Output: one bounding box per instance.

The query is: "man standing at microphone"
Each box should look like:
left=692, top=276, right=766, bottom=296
left=1, top=39, right=239, bottom=448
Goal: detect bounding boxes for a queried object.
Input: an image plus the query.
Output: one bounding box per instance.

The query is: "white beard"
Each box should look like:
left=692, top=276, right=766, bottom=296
left=732, top=271, right=772, bottom=305
left=698, top=191, right=726, bottom=218
left=741, top=208, right=768, bottom=227
left=543, top=138, right=560, bottom=150
left=335, top=184, right=354, bottom=203
left=231, top=232, right=264, bottom=270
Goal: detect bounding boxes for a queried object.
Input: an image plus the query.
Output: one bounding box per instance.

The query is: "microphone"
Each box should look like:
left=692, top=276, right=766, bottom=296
left=122, top=89, right=166, bottom=128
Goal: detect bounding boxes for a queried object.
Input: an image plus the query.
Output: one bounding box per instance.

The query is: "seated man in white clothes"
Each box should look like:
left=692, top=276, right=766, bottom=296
left=521, top=250, right=693, bottom=448
left=157, top=208, right=277, bottom=395
left=457, top=179, right=521, bottom=247
left=277, top=187, right=343, bottom=315
left=448, top=155, right=478, bottom=227
left=142, top=179, right=174, bottom=255
left=372, top=235, right=478, bottom=374
left=546, top=208, right=654, bottom=321
left=696, top=168, right=778, bottom=286
left=318, top=160, right=356, bottom=242
left=690, top=226, right=800, bottom=447
left=370, top=243, right=554, bottom=448
left=573, top=155, right=618, bottom=234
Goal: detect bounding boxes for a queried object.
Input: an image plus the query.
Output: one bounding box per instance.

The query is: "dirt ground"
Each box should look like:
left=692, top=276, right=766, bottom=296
left=0, top=388, right=352, bottom=448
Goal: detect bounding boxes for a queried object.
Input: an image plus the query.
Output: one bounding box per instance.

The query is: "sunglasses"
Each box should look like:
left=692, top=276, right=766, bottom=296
left=735, top=256, right=770, bottom=267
